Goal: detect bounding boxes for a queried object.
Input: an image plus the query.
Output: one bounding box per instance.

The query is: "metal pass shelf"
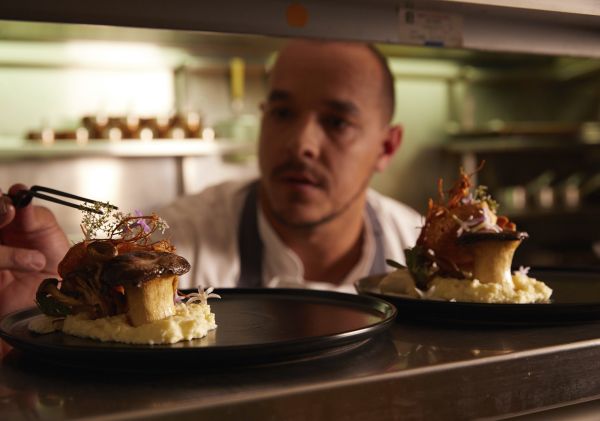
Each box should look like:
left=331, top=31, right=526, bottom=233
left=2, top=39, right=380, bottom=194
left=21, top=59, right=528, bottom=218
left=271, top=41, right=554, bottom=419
left=0, top=138, right=256, bottom=160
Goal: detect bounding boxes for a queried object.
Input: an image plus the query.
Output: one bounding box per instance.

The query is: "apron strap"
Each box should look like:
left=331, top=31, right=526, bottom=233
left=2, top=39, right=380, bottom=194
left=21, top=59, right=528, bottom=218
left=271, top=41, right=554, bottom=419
left=365, top=201, right=387, bottom=276
left=237, top=181, right=263, bottom=288
left=237, top=183, right=387, bottom=286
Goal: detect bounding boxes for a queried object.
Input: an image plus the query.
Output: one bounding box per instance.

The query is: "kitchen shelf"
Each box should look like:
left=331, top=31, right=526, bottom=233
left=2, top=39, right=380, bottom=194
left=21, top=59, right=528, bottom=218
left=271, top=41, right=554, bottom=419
left=504, top=205, right=600, bottom=219
left=0, top=138, right=256, bottom=160
left=444, top=137, right=600, bottom=154
left=444, top=122, right=600, bottom=153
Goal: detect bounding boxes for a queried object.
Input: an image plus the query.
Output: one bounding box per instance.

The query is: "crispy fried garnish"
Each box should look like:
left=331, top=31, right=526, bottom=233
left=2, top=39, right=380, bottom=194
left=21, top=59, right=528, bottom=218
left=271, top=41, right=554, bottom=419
left=410, top=163, right=515, bottom=283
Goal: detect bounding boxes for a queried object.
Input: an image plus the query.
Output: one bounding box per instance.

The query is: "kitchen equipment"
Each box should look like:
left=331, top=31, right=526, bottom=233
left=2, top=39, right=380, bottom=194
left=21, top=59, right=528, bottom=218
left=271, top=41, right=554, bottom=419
left=8, top=185, right=117, bottom=214
left=525, top=171, right=556, bottom=209
left=557, top=173, right=584, bottom=208
left=214, top=57, right=259, bottom=143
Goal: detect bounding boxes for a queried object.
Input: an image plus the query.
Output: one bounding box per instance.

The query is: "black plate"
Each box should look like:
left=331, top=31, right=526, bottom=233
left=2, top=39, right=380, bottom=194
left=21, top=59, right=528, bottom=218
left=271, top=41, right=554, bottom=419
left=355, top=268, right=600, bottom=326
left=0, top=288, right=396, bottom=367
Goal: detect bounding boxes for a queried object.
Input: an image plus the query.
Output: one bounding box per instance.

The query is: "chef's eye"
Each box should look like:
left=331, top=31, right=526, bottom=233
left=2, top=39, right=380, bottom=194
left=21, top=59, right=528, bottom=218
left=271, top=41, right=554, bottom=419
left=268, top=106, right=295, bottom=121
left=322, top=115, right=350, bottom=132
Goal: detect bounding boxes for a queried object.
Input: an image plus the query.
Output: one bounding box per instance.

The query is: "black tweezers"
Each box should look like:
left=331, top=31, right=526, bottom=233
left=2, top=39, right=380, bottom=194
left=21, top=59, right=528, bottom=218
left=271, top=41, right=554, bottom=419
left=8, top=186, right=118, bottom=215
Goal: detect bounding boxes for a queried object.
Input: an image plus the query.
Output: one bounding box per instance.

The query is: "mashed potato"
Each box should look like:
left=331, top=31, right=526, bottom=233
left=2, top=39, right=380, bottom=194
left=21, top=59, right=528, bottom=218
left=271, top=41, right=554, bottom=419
left=380, top=269, right=552, bottom=304
left=28, top=314, right=61, bottom=334
left=426, top=272, right=552, bottom=303
left=380, top=269, right=421, bottom=298
left=29, top=302, right=216, bottom=345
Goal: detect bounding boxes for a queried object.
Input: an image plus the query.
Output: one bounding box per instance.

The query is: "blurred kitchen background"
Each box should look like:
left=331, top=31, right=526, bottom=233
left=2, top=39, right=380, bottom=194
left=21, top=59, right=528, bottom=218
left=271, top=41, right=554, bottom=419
left=0, top=15, right=599, bottom=269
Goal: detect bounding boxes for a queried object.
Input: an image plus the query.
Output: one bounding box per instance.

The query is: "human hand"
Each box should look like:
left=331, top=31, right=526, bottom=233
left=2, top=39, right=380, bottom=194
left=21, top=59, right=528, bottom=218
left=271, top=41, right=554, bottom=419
left=0, top=184, right=69, bottom=317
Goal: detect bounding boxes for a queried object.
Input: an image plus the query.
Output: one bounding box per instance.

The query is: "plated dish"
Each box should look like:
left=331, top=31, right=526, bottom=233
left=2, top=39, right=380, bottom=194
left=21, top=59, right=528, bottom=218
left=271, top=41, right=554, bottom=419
left=30, top=205, right=219, bottom=345
left=1, top=289, right=396, bottom=366
left=356, top=268, right=600, bottom=325
left=384, top=165, right=552, bottom=304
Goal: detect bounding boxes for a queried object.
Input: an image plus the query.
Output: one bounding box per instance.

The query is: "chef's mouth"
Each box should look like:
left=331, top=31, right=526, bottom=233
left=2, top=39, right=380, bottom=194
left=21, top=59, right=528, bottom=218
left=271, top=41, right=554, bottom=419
left=279, top=172, right=325, bottom=189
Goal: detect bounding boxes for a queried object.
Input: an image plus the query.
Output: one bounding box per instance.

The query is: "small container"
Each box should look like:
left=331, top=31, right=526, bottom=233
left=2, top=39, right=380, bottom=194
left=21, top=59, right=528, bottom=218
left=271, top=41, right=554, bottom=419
left=184, top=112, right=203, bottom=138
left=536, top=185, right=554, bottom=209
left=155, top=115, right=174, bottom=139
left=525, top=171, right=556, bottom=210
left=497, top=186, right=527, bottom=211
left=124, top=114, right=140, bottom=139
left=557, top=173, right=583, bottom=209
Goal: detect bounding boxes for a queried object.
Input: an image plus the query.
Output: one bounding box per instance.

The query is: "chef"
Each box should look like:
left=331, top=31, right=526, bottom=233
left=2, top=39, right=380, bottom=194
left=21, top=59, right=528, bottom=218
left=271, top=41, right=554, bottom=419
left=0, top=39, right=421, bottom=318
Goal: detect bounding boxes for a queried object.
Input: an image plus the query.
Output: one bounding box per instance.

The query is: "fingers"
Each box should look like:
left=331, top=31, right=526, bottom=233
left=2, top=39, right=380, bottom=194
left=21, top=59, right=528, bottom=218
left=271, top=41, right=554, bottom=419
left=7, top=184, right=38, bottom=230
left=7, top=183, right=28, bottom=195
left=1, top=184, right=27, bottom=229
left=0, top=244, right=47, bottom=271
left=0, top=195, right=15, bottom=229
left=0, top=339, right=13, bottom=357
left=5, top=184, right=55, bottom=234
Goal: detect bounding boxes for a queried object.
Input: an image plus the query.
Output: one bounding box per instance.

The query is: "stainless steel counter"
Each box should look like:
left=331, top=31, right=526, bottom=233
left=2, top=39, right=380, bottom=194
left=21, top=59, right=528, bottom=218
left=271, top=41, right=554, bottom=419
left=2, top=320, right=600, bottom=420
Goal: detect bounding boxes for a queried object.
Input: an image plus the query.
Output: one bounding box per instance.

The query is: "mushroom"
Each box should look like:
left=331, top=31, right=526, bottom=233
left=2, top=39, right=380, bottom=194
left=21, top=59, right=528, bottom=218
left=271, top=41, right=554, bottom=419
left=87, top=240, right=118, bottom=262
left=101, top=251, right=191, bottom=327
left=459, top=231, right=528, bottom=284
left=36, top=278, right=85, bottom=317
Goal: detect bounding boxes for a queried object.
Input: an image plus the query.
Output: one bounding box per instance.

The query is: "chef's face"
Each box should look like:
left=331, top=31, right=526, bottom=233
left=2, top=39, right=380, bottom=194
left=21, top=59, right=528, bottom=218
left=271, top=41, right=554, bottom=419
left=258, top=40, right=401, bottom=228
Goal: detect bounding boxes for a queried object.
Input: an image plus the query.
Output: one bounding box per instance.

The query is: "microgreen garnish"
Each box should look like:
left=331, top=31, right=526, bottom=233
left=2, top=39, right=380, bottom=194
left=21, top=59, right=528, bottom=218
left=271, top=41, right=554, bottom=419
left=80, top=201, right=119, bottom=240
left=79, top=202, right=170, bottom=243
left=404, top=246, right=431, bottom=289
left=474, top=185, right=499, bottom=213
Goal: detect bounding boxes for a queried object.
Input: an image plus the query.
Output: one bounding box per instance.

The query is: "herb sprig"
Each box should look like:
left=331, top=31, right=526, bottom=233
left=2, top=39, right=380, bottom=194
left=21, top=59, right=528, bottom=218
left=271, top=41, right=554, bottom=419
left=80, top=202, right=169, bottom=242
left=473, top=185, right=499, bottom=213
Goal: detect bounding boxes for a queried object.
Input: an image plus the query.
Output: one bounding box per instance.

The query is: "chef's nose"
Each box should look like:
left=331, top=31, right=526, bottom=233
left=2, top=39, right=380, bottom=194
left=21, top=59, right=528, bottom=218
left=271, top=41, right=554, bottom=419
left=288, top=116, right=321, bottom=160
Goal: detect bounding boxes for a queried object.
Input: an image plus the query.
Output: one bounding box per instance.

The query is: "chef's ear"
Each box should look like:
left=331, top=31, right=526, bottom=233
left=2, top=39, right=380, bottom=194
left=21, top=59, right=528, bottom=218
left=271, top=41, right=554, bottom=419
left=374, top=125, right=403, bottom=172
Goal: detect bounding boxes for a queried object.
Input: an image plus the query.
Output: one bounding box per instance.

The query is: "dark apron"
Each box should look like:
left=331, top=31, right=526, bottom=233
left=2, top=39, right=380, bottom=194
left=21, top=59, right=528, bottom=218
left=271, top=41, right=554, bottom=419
left=237, top=182, right=386, bottom=287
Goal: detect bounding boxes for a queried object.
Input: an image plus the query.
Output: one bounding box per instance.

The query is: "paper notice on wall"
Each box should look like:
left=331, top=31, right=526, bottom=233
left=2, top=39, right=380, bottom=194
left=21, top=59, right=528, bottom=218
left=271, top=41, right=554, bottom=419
left=398, top=8, right=463, bottom=48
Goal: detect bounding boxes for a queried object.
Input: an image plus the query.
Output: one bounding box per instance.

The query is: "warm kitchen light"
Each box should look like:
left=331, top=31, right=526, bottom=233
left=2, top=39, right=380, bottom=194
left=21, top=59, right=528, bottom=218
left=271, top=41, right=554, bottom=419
left=0, top=41, right=178, bottom=135
left=75, top=158, right=123, bottom=206
left=171, top=127, right=186, bottom=140
left=0, top=41, right=181, bottom=68
left=41, top=128, right=55, bottom=146
left=187, top=112, right=201, bottom=129
left=75, top=127, right=89, bottom=145
left=202, top=128, right=215, bottom=142
left=140, top=127, right=154, bottom=141
left=64, top=41, right=179, bottom=68
left=108, top=127, right=123, bottom=142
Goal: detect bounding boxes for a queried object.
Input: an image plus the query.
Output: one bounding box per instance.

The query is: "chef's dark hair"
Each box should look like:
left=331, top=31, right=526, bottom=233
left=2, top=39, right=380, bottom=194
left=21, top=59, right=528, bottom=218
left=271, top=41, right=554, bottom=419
left=366, top=44, right=395, bottom=124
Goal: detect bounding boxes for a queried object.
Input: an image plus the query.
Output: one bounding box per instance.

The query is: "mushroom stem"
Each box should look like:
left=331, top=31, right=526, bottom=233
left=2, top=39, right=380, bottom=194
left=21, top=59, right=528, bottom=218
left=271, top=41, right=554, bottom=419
left=124, top=275, right=178, bottom=327
left=470, top=240, right=521, bottom=284
left=459, top=231, right=528, bottom=284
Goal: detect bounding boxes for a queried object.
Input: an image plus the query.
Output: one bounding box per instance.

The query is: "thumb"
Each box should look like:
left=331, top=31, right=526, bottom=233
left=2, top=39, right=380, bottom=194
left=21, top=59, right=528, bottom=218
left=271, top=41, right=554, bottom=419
left=0, top=245, right=47, bottom=271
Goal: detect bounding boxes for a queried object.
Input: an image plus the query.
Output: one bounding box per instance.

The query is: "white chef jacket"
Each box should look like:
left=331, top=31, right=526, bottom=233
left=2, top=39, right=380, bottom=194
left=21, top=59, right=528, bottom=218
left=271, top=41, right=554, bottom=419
left=160, top=180, right=422, bottom=293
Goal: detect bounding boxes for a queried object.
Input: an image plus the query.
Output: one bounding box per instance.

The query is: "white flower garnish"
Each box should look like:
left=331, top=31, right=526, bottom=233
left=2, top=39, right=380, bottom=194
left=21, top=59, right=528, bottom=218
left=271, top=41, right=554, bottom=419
left=185, top=286, right=221, bottom=306
left=452, top=206, right=501, bottom=237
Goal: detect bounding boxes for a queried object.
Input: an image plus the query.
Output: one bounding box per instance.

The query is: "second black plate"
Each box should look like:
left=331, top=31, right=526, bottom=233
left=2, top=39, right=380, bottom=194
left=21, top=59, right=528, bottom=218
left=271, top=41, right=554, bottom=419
left=355, top=268, right=600, bottom=326
left=0, top=288, right=396, bottom=367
